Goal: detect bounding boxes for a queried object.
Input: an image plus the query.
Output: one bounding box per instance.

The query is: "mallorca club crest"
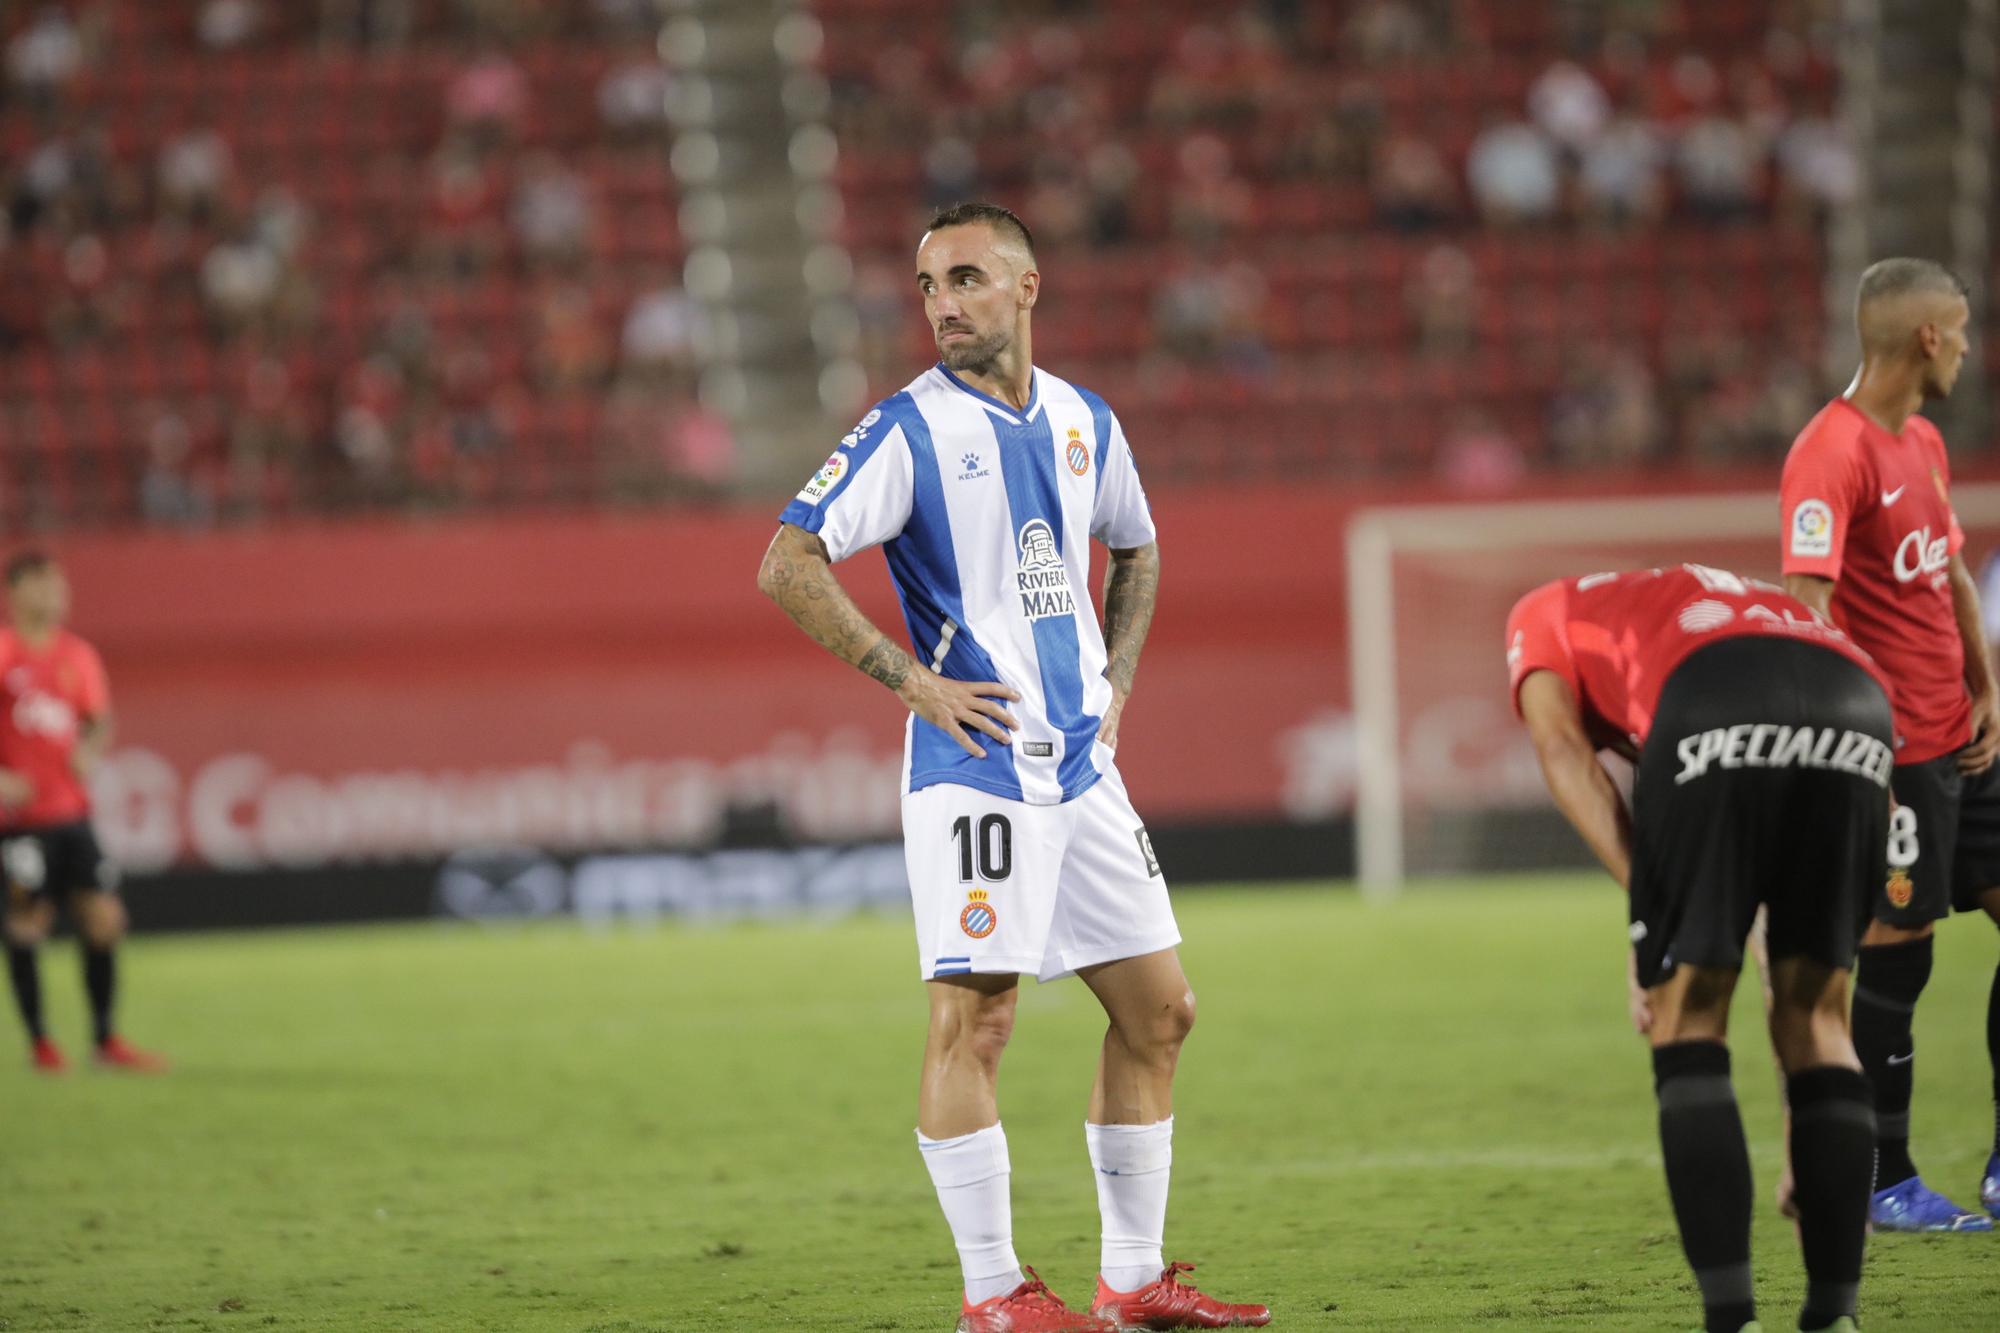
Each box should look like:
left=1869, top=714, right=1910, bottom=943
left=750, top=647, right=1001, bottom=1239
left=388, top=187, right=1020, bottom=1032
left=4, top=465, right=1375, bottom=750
left=1886, top=866, right=1914, bottom=909
left=1016, top=519, right=1075, bottom=621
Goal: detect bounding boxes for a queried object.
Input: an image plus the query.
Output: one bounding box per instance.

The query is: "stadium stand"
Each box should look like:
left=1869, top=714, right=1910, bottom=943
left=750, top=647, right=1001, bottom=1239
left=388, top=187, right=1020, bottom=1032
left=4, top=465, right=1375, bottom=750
left=816, top=0, right=1893, bottom=484
left=0, top=0, right=699, bottom=529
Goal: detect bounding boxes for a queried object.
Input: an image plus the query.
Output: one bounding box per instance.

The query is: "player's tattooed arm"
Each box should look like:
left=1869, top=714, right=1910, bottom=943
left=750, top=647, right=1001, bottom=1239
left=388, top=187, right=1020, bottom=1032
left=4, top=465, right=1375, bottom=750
left=1782, top=573, right=1835, bottom=620
left=1101, top=541, right=1160, bottom=698
left=757, top=523, right=1021, bottom=757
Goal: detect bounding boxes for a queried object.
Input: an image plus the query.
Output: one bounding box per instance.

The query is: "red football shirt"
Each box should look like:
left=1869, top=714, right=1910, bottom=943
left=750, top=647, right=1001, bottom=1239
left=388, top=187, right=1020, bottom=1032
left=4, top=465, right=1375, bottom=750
left=0, top=627, right=109, bottom=827
left=1779, top=398, right=1965, bottom=763
left=1506, top=565, right=1889, bottom=751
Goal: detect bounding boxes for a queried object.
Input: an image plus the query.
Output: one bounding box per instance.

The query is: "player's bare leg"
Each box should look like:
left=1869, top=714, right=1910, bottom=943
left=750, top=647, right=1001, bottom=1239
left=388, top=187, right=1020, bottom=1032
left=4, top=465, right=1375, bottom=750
left=1078, top=949, right=1266, bottom=1329
left=918, top=974, right=1106, bottom=1331
left=4, top=891, right=59, bottom=1070
left=1979, top=885, right=2000, bottom=1217
left=1647, top=964, right=1760, bottom=1333
left=1763, top=956, right=1873, bottom=1331
left=71, top=889, right=165, bottom=1072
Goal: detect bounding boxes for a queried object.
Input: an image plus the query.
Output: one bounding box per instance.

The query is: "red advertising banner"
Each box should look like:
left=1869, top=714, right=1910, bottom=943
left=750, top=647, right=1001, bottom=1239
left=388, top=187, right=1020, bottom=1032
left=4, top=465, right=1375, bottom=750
left=63, top=469, right=1982, bottom=873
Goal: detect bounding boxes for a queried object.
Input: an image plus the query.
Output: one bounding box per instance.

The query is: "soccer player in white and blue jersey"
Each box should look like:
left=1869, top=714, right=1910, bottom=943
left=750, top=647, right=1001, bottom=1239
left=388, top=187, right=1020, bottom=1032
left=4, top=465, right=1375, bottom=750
left=758, top=205, right=1268, bottom=1332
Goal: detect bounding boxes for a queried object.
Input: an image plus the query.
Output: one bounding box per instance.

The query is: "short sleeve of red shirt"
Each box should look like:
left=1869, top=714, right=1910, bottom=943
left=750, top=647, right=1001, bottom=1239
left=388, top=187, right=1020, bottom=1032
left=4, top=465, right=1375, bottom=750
left=1505, top=580, right=1575, bottom=717
left=1780, top=418, right=1866, bottom=580
left=73, top=641, right=109, bottom=719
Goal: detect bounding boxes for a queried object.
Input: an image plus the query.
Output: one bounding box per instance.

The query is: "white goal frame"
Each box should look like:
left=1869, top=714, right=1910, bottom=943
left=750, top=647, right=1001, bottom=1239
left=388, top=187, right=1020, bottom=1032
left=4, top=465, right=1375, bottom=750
left=1346, top=483, right=2000, bottom=900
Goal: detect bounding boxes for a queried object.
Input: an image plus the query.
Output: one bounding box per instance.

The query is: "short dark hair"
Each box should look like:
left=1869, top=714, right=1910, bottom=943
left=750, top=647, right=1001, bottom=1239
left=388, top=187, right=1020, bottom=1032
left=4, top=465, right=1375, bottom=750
left=925, top=202, right=1035, bottom=258
left=4, top=549, right=52, bottom=586
left=1857, top=257, right=1968, bottom=308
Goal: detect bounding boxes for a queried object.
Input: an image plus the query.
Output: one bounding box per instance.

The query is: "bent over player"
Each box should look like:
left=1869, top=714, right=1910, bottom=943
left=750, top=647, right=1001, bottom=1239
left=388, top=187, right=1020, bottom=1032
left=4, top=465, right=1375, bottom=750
left=1780, top=257, right=1997, bottom=1229
left=1508, top=565, right=1888, bottom=1333
left=1, top=551, right=165, bottom=1072
left=759, top=205, right=1267, bottom=1331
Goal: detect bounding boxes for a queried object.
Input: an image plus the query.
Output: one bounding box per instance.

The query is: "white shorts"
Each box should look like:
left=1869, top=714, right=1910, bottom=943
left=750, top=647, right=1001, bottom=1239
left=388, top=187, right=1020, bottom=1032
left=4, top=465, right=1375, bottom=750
left=903, top=760, right=1180, bottom=983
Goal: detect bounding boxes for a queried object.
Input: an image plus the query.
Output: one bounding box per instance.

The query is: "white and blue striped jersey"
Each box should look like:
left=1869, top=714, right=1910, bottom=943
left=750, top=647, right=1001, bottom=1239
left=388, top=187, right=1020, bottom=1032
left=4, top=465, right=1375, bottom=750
left=778, top=363, right=1156, bottom=806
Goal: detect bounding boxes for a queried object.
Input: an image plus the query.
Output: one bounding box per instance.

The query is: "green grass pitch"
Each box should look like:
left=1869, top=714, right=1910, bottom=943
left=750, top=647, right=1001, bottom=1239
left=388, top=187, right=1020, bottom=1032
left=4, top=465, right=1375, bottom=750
left=4, top=877, right=1998, bottom=1331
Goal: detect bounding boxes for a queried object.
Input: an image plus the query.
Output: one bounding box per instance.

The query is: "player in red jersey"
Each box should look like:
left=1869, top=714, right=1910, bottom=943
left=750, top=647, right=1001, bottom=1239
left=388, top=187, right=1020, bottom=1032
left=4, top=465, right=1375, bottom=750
left=1508, top=564, right=1888, bottom=1333
left=0, top=551, right=165, bottom=1073
left=1779, top=257, right=1998, bottom=1230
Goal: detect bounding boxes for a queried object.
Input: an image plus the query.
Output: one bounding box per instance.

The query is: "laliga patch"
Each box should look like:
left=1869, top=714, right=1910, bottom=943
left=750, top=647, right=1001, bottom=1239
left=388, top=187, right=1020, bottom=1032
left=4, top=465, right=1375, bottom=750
left=960, top=891, right=997, bottom=939
left=795, top=450, right=849, bottom=505
left=1790, top=498, right=1833, bottom=558
left=1134, top=827, right=1161, bottom=878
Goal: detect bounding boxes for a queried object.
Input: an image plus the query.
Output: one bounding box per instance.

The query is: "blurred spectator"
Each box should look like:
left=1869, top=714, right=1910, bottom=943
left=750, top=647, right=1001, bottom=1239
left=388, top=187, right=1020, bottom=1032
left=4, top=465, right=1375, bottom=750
left=1548, top=345, right=1662, bottom=467
left=1148, top=25, right=1257, bottom=130
left=1372, top=129, right=1456, bottom=230
left=1466, top=118, right=1562, bottom=226
left=1169, top=134, right=1252, bottom=242
left=598, top=50, right=672, bottom=142
left=333, top=355, right=407, bottom=504
left=446, top=45, right=529, bottom=146
left=200, top=229, right=282, bottom=336
left=1775, top=105, right=1858, bottom=220
left=590, top=0, right=664, bottom=38
left=621, top=274, right=699, bottom=377
left=1344, top=0, right=1432, bottom=65
left=1677, top=112, right=1763, bottom=222
left=531, top=280, right=612, bottom=392
left=319, top=0, right=414, bottom=49
left=138, top=407, right=216, bottom=527
left=197, top=0, right=262, bottom=50
left=1406, top=244, right=1480, bottom=357
left=422, top=141, right=507, bottom=276
left=1081, top=141, right=1138, bottom=247
left=599, top=378, right=736, bottom=500
left=511, top=153, right=594, bottom=269
left=227, top=353, right=309, bottom=516
left=1528, top=61, right=1610, bottom=157
left=8, top=6, right=86, bottom=108
left=1435, top=411, right=1527, bottom=493
left=1578, top=109, right=1665, bottom=227
left=1151, top=252, right=1270, bottom=376
left=157, top=127, right=234, bottom=226
left=1282, top=81, right=1382, bottom=183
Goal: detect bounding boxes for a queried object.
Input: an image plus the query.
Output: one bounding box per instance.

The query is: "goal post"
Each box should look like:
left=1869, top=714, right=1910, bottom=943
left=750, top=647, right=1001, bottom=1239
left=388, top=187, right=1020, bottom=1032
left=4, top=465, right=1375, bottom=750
left=1346, top=483, right=2000, bottom=900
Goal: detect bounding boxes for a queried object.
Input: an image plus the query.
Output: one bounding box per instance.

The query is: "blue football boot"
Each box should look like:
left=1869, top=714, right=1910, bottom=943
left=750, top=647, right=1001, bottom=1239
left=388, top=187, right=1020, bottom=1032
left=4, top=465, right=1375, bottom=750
left=1870, top=1175, right=1993, bottom=1231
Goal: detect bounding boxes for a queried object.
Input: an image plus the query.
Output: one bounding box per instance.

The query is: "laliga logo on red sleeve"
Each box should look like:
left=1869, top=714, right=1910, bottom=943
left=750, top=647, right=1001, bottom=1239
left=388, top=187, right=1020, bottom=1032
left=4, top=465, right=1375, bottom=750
left=1892, top=525, right=1950, bottom=585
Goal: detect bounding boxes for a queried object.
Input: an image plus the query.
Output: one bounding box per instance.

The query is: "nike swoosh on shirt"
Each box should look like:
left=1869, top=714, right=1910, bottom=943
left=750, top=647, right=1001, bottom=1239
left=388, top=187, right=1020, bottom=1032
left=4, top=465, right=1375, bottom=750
left=1882, top=485, right=1907, bottom=505
left=1887, top=1052, right=1914, bottom=1065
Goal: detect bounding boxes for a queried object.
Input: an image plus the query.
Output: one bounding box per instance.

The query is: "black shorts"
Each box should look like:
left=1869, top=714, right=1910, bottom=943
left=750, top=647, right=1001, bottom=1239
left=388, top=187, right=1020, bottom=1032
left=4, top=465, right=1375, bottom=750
left=1630, top=637, right=1892, bottom=987
left=1, top=821, right=117, bottom=906
left=1884, top=748, right=2000, bottom=924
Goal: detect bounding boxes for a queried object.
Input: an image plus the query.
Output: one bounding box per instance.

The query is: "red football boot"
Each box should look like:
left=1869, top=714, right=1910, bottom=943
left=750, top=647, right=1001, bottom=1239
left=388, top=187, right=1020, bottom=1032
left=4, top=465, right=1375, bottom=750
left=959, top=1266, right=1118, bottom=1332
left=30, top=1036, right=66, bottom=1072
left=1091, top=1263, right=1271, bottom=1329
left=93, top=1036, right=169, bottom=1073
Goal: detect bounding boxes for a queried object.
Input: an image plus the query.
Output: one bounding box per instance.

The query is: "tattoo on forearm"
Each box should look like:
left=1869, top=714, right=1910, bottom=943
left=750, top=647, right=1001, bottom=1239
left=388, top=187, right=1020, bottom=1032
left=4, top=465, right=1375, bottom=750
left=857, top=639, right=912, bottom=690
left=764, top=536, right=915, bottom=692
left=1102, top=548, right=1159, bottom=695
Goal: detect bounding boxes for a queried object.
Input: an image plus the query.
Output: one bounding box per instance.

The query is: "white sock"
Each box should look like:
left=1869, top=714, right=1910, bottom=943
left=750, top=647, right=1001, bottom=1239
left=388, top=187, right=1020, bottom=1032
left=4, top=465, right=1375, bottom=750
left=1087, top=1116, right=1173, bottom=1293
left=917, top=1122, right=1022, bottom=1305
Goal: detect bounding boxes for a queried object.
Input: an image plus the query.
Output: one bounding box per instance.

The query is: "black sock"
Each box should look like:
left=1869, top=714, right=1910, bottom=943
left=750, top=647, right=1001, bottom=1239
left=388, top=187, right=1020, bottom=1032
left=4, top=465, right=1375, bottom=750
left=83, top=946, right=115, bottom=1046
left=1852, top=935, right=1933, bottom=1188
left=1989, top=961, right=2000, bottom=1158
left=1788, top=1066, right=1874, bottom=1330
left=1654, top=1041, right=1755, bottom=1333
left=6, top=943, right=44, bottom=1041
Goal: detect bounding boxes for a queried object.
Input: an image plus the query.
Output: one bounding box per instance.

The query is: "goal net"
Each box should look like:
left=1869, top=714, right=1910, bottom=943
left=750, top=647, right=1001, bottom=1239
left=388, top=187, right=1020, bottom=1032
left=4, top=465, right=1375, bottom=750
left=1346, top=483, right=2000, bottom=898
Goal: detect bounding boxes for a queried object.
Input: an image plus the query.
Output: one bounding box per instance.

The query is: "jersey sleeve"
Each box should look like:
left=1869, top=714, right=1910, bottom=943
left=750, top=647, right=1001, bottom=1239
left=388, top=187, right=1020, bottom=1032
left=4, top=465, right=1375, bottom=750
left=1779, top=421, right=1866, bottom=580
left=74, top=642, right=109, bottom=719
left=1088, top=410, right=1157, bottom=549
left=1505, top=579, right=1576, bottom=718
left=776, top=404, right=914, bottom=563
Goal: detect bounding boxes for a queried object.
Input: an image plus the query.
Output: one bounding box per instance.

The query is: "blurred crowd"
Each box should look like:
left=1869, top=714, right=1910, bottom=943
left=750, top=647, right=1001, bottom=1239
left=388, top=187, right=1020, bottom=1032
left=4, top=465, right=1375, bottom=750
left=0, top=0, right=726, bottom=528
left=833, top=0, right=1882, bottom=487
